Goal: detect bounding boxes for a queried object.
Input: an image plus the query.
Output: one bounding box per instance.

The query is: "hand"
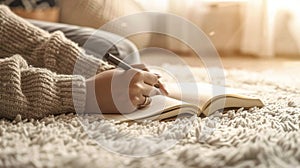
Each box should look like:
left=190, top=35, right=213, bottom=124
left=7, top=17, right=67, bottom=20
left=131, top=64, right=168, bottom=95
left=85, top=68, right=160, bottom=114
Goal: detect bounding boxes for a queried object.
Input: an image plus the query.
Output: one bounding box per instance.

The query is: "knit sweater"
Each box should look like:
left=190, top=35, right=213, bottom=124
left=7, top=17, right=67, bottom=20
left=0, top=6, right=114, bottom=119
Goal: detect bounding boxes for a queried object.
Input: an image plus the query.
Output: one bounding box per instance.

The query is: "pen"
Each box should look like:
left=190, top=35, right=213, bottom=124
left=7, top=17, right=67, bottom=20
left=103, top=53, right=168, bottom=95
left=104, top=53, right=133, bottom=70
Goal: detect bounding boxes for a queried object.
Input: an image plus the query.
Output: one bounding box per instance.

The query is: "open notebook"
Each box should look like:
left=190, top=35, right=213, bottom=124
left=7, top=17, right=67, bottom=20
left=101, top=83, right=264, bottom=122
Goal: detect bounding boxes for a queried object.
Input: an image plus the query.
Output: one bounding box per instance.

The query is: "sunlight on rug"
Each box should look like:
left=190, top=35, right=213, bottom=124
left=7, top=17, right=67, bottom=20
left=0, top=65, right=300, bottom=168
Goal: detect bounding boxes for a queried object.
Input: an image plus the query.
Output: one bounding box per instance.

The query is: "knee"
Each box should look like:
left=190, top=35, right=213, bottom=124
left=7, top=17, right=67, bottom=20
left=80, top=31, right=141, bottom=64
left=111, top=38, right=141, bottom=64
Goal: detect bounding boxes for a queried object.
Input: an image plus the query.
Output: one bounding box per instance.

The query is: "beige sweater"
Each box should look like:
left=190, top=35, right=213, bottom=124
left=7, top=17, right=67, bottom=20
left=0, top=6, right=114, bottom=120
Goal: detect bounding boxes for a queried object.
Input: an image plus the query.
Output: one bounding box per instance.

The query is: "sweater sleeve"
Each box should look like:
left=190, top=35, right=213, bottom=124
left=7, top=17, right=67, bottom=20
left=0, top=5, right=114, bottom=78
left=0, top=55, right=86, bottom=120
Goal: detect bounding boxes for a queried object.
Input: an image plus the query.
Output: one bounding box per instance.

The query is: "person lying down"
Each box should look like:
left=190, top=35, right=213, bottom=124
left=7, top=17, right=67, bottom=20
left=0, top=5, right=167, bottom=120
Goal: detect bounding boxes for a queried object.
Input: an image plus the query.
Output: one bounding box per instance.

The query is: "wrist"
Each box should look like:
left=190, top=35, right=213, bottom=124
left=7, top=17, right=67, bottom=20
left=56, top=75, right=87, bottom=114
left=84, top=78, right=99, bottom=113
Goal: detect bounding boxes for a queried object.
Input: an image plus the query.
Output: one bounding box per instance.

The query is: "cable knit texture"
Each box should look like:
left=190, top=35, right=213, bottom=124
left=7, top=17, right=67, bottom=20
left=0, top=6, right=114, bottom=119
left=0, top=5, right=114, bottom=78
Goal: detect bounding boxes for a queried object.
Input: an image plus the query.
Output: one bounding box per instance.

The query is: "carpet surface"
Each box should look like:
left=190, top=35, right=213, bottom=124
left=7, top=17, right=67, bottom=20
left=1, top=65, right=300, bottom=168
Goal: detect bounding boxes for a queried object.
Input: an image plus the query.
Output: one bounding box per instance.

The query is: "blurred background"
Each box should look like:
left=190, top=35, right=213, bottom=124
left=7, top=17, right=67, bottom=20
left=1, top=0, right=300, bottom=70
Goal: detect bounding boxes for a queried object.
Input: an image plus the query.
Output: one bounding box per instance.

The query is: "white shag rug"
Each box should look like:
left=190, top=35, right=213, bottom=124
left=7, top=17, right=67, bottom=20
left=1, top=65, right=300, bottom=168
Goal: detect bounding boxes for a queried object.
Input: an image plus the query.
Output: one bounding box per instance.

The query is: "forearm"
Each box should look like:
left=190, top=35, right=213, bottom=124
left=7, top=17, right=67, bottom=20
left=0, top=5, right=114, bottom=78
left=0, top=55, right=86, bottom=120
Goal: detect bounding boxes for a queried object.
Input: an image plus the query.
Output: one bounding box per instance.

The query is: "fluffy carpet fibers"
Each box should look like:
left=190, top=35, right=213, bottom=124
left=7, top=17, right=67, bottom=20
left=1, top=65, right=300, bottom=168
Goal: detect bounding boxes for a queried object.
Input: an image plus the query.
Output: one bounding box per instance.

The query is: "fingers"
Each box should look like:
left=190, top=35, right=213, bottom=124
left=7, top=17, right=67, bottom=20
left=131, top=95, right=147, bottom=107
left=142, top=72, right=168, bottom=95
left=127, top=69, right=158, bottom=86
left=142, top=83, right=161, bottom=96
left=155, top=81, right=168, bottom=96
left=131, top=95, right=152, bottom=109
left=127, top=69, right=166, bottom=108
left=137, top=96, right=152, bottom=109
left=130, top=82, right=159, bottom=107
left=142, top=71, right=159, bottom=86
